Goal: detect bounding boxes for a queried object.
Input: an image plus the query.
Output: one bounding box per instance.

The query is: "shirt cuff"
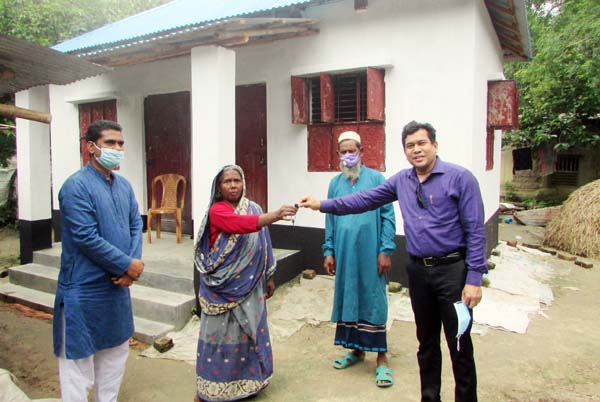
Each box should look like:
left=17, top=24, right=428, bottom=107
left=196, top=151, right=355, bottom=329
left=320, top=199, right=334, bottom=213
left=116, top=255, right=133, bottom=276
left=465, top=270, right=483, bottom=287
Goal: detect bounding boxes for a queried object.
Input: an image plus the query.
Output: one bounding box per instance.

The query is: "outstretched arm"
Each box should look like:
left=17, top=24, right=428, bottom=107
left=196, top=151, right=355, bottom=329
left=257, top=205, right=298, bottom=228
left=299, top=196, right=321, bottom=211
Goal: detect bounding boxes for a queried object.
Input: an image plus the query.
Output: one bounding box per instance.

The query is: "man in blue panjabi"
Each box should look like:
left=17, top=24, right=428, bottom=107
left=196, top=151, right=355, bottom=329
left=54, top=120, right=144, bottom=402
left=324, top=131, right=397, bottom=388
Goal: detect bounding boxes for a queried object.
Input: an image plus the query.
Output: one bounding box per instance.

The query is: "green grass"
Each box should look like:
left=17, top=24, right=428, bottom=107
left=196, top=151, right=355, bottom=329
left=0, top=226, right=19, bottom=270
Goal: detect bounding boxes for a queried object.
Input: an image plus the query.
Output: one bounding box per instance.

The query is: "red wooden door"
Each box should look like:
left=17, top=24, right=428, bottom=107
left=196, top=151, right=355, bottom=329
left=78, top=100, right=117, bottom=166
left=236, top=84, right=268, bottom=211
left=144, top=92, right=192, bottom=234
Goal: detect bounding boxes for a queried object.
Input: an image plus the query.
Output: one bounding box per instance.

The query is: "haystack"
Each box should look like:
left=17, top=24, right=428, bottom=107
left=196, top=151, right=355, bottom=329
left=544, top=178, right=600, bottom=258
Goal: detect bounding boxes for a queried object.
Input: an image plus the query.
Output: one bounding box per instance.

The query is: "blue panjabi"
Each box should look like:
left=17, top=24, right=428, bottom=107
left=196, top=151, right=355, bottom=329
left=53, top=164, right=142, bottom=359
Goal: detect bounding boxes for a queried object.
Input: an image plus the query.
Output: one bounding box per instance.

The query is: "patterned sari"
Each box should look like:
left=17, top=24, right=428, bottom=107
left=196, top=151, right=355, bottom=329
left=194, top=165, right=276, bottom=402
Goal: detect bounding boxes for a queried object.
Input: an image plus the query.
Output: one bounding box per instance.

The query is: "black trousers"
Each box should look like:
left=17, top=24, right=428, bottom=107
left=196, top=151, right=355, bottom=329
left=407, top=258, right=477, bottom=402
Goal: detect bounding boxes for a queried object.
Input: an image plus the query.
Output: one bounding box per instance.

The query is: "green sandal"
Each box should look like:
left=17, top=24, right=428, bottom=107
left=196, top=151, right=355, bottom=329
left=332, top=351, right=363, bottom=369
left=375, top=366, right=394, bottom=387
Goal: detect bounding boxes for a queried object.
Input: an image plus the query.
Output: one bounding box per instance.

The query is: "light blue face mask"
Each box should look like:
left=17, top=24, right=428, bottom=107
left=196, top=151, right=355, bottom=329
left=454, top=301, right=472, bottom=351
left=94, top=143, right=124, bottom=170
left=340, top=153, right=360, bottom=168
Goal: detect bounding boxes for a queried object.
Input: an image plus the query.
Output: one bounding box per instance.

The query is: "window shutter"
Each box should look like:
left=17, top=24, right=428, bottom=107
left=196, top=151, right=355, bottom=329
left=291, top=76, right=309, bottom=124
left=358, top=123, right=386, bottom=171
left=307, top=125, right=333, bottom=171
left=486, top=128, right=494, bottom=171
left=366, top=67, right=385, bottom=121
left=320, top=72, right=335, bottom=123
left=487, top=80, right=519, bottom=129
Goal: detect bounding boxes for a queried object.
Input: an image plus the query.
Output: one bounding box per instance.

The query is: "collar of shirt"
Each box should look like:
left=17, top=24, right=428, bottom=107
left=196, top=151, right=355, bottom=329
left=85, top=163, right=115, bottom=184
left=405, top=156, right=445, bottom=183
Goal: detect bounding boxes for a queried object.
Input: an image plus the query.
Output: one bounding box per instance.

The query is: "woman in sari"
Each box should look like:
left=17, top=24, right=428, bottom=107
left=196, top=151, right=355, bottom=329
left=194, top=165, right=297, bottom=402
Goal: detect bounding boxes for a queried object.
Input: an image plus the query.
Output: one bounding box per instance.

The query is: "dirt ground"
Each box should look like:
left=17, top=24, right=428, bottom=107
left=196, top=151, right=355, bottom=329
left=1, top=221, right=600, bottom=402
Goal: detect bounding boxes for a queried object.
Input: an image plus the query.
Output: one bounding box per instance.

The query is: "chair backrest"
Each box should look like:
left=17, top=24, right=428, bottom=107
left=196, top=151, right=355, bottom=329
left=151, top=174, right=187, bottom=209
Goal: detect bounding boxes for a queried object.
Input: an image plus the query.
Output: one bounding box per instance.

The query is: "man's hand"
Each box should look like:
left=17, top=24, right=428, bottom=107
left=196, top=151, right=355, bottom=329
left=298, top=196, right=321, bottom=211
left=126, top=258, right=144, bottom=281
left=112, top=273, right=134, bottom=287
left=324, top=256, right=336, bottom=276
left=377, top=253, right=392, bottom=275
left=462, top=284, right=482, bottom=308
left=265, top=277, right=276, bottom=299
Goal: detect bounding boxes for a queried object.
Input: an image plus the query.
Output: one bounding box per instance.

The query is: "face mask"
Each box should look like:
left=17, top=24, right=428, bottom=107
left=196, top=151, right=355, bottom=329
left=94, top=143, right=124, bottom=170
left=453, top=301, right=472, bottom=351
left=340, top=153, right=360, bottom=168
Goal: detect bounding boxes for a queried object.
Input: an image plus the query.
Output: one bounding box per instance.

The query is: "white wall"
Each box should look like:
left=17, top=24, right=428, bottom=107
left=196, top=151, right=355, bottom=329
left=236, top=0, right=504, bottom=231
left=48, top=56, right=192, bottom=211
left=15, top=86, right=52, bottom=221
left=190, top=46, right=236, bottom=228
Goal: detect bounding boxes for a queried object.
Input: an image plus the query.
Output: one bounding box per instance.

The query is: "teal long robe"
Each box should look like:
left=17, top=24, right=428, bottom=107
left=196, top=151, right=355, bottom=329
left=323, top=165, right=396, bottom=325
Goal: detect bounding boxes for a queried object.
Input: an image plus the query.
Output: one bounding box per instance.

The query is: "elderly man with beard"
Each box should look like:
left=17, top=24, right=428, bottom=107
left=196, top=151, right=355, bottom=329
left=324, top=131, right=397, bottom=387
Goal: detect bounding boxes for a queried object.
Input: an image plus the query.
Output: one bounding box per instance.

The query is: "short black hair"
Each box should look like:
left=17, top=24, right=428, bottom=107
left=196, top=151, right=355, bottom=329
left=401, top=121, right=436, bottom=148
left=85, top=120, right=122, bottom=143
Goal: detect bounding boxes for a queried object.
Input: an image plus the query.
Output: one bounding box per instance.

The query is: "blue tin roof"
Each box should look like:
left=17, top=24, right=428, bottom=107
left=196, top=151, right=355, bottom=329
left=53, top=0, right=315, bottom=53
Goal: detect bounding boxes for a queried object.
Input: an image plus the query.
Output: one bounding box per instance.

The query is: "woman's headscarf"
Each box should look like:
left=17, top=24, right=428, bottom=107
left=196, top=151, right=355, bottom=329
left=193, top=165, right=275, bottom=314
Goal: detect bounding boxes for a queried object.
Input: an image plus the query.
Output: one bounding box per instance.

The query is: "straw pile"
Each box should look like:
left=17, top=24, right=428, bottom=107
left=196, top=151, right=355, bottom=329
left=544, top=179, right=600, bottom=258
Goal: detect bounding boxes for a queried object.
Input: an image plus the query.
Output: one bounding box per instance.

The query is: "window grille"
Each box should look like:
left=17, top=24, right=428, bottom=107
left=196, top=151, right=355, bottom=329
left=310, top=72, right=368, bottom=123
left=550, top=154, right=580, bottom=186
left=310, top=77, right=321, bottom=123
left=555, top=155, right=579, bottom=172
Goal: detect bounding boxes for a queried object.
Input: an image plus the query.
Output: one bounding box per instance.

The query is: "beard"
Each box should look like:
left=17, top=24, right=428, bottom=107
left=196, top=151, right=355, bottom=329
left=340, top=161, right=361, bottom=180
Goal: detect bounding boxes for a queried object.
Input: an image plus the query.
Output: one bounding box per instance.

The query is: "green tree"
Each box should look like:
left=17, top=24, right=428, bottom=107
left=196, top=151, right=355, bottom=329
left=504, top=0, right=600, bottom=151
left=0, top=0, right=171, bottom=46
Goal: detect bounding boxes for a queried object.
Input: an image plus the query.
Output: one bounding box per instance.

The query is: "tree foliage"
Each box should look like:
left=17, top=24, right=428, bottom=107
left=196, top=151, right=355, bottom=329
left=0, top=0, right=170, bottom=46
left=504, top=0, right=600, bottom=151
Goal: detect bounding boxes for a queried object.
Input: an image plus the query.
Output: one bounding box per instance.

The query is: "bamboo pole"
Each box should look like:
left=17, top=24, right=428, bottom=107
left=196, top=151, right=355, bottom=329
left=0, top=104, right=51, bottom=124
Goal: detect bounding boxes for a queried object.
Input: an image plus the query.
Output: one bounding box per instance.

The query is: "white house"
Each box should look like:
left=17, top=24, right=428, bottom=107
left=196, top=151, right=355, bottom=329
left=15, top=0, right=530, bottom=284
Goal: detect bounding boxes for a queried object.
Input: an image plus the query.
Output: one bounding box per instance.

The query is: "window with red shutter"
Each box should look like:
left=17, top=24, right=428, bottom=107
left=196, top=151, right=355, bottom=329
left=486, top=79, right=519, bottom=170
left=292, top=67, right=386, bottom=172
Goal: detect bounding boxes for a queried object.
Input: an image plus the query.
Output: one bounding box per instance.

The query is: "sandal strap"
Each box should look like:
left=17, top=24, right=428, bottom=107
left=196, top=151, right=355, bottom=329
left=333, top=352, right=360, bottom=368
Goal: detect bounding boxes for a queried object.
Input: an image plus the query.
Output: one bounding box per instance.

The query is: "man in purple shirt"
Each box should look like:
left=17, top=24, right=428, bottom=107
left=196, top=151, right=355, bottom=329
left=300, top=121, right=486, bottom=402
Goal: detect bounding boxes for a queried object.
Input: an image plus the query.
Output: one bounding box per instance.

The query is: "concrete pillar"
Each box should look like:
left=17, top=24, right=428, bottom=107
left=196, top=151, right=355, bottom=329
left=190, top=46, right=236, bottom=234
left=15, top=86, right=53, bottom=263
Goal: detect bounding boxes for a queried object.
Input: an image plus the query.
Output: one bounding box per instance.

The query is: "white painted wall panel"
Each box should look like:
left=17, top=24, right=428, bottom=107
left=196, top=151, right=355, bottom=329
left=190, top=45, right=236, bottom=229
left=15, top=87, right=52, bottom=221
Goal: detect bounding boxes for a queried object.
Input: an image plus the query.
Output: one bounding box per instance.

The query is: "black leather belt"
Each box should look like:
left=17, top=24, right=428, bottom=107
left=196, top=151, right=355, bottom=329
left=410, top=251, right=464, bottom=267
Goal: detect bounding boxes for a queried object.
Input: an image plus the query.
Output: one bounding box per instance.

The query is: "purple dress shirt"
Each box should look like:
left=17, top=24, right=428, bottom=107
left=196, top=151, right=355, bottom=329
left=320, top=158, right=488, bottom=286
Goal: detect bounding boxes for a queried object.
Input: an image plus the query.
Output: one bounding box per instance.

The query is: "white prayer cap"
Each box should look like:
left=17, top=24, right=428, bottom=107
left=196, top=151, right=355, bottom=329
left=338, top=131, right=361, bottom=145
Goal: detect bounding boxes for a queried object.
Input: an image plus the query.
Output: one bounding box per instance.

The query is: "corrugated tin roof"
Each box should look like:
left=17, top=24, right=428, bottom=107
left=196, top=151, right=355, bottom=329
left=486, top=0, right=533, bottom=60
left=0, top=34, right=111, bottom=96
left=53, top=0, right=532, bottom=64
left=53, top=0, right=316, bottom=53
